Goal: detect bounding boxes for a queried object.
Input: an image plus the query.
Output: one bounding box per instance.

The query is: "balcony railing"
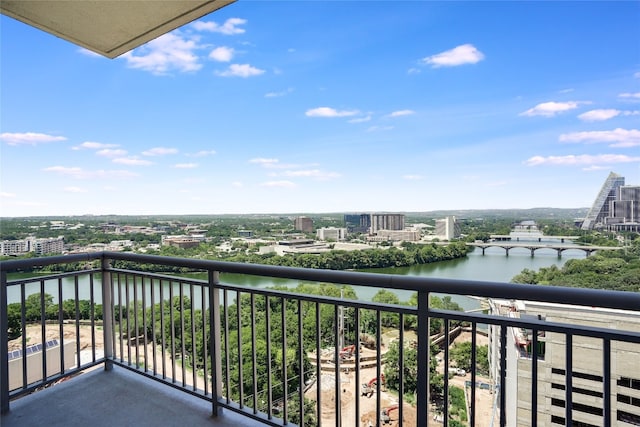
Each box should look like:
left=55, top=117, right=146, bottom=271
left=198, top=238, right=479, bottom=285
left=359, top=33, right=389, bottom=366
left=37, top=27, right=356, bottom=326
left=2, top=251, right=639, bottom=426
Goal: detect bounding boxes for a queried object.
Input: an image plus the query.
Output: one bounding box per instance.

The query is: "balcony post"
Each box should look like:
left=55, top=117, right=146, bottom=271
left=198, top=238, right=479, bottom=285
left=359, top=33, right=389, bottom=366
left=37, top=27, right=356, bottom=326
left=1, top=269, right=9, bottom=414
left=416, top=289, right=430, bottom=427
left=209, top=270, right=222, bottom=417
left=101, top=256, right=114, bottom=371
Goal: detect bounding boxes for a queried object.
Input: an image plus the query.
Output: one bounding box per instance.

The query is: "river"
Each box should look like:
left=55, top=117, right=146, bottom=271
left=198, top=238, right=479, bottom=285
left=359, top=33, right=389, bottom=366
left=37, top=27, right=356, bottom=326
left=6, top=245, right=587, bottom=308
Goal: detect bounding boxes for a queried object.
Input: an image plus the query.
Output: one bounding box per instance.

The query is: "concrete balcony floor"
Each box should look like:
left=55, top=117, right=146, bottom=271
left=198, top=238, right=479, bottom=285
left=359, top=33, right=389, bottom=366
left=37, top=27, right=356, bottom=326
left=2, top=366, right=259, bottom=427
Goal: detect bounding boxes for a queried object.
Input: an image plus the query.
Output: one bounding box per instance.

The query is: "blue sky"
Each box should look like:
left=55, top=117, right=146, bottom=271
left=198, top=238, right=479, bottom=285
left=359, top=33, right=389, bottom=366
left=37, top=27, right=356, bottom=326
left=1, top=1, right=639, bottom=217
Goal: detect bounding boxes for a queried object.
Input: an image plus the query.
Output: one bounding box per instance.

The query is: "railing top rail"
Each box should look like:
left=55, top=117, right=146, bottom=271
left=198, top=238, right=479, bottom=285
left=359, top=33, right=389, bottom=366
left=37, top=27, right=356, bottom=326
left=2, top=251, right=639, bottom=312
left=0, top=252, right=101, bottom=271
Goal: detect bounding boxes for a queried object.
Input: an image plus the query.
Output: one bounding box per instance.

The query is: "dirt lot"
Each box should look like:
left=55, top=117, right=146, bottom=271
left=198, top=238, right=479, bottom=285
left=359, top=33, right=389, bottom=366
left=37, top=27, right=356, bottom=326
left=305, top=330, right=493, bottom=427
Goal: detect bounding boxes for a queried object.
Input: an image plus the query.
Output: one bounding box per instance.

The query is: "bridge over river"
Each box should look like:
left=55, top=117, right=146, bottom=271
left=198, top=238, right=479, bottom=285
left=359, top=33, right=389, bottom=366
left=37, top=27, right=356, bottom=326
left=467, top=242, right=619, bottom=257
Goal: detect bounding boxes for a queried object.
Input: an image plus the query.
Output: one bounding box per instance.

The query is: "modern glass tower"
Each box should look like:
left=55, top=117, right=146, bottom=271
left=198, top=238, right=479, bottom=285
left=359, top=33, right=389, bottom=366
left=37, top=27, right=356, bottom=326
left=581, top=172, right=625, bottom=230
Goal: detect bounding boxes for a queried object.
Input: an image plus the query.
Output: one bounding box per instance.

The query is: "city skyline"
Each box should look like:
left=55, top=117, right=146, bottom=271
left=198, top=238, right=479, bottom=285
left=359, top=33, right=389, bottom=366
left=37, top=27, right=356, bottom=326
left=1, top=2, right=639, bottom=217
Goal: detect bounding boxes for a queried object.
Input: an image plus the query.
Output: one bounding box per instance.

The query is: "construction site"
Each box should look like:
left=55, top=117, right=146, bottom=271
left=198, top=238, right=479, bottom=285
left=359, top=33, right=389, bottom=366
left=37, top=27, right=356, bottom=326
left=304, top=329, right=493, bottom=427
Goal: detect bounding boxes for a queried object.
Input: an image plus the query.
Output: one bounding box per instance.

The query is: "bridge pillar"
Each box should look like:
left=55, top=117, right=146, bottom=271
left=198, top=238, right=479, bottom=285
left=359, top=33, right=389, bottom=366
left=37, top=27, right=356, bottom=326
left=561, top=238, right=565, bottom=243
left=557, top=249, right=562, bottom=258
left=531, top=248, right=535, bottom=257
left=482, top=248, right=486, bottom=255
left=505, top=248, right=509, bottom=257
left=538, top=237, right=541, bottom=242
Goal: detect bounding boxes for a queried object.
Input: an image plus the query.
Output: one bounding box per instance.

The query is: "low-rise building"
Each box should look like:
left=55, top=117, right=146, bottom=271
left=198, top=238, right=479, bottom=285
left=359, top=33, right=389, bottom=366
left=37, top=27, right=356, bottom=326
left=316, top=227, right=347, bottom=241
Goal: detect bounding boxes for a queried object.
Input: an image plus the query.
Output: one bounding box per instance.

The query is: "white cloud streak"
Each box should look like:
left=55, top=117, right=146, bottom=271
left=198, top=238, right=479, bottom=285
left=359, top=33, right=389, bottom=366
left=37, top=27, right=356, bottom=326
left=520, top=101, right=588, bottom=117
left=192, top=18, right=247, bottom=35
left=265, top=88, right=294, bottom=98
left=388, top=109, right=415, bottom=117
left=305, top=107, right=359, bottom=118
left=97, top=149, right=128, bottom=158
left=348, top=116, right=372, bottom=123
left=619, top=92, right=640, bottom=99
left=403, top=175, right=424, bottom=180
left=216, top=64, right=265, bottom=77
left=73, top=141, right=118, bottom=150
left=173, top=163, right=198, bottom=169
left=1, top=132, right=67, bottom=146
left=121, top=32, right=202, bottom=75
left=422, top=44, right=485, bottom=68
left=559, top=128, right=640, bottom=147
left=142, top=147, right=178, bottom=156
left=113, top=157, right=154, bottom=166
left=524, top=154, right=640, bottom=166
left=578, top=109, right=639, bottom=122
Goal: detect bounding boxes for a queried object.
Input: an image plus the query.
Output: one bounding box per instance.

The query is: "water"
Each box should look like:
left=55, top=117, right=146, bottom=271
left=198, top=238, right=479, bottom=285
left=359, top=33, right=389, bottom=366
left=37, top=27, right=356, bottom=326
left=6, top=246, right=586, bottom=309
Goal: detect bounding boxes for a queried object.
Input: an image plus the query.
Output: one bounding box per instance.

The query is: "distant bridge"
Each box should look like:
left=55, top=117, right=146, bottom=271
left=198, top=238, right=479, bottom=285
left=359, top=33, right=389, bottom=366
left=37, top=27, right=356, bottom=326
left=489, top=234, right=579, bottom=243
left=468, top=242, right=619, bottom=257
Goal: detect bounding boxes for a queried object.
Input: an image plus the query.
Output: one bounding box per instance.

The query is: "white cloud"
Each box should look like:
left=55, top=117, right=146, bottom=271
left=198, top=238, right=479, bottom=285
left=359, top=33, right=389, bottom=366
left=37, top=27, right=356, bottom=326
left=73, top=141, right=118, bottom=150
left=209, top=46, right=234, bottom=62
left=388, top=109, right=415, bottom=117
left=43, top=166, right=138, bottom=179
left=121, top=32, right=202, bottom=75
left=578, top=109, right=640, bottom=121
left=305, top=107, right=359, bottom=118
left=259, top=180, right=297, bottom=188
left=265, top=88, right=294, bottom=98
left=77, top=48, right=102, bottom=58
left=422, top=44, right=485, bottom=68
left=64, top=186, right=87, bottom=193
left=559, top=128, right=640, bottom=147
left=250, top=158, right=279, bottom=166
left=578, top=109, right=621, bottom=122
left=558, top=88, right=574, bottom=94
left=216, top=64, right=265, bottom=77
left=1, top=132, right=67, bottom=146
left=192, top=18, right=247, bottom=35
left=97, top=148, right=127, bottom=158
left=232, top=181, right=243, bottom=188
left=619, top=92, right=640, bottom=99
left=520, top=101, right=588, bottom=117
left=635, top=72, right=640, bottom=78
left=403, top=175, right=424, bottom=180
left=187, top=150, right=217, bottom=157
left=407, top=67, right=421, bottom=75
left=348, top=116, right=372, bottom=123
left=173, top=163, right=198, bottom=169
left=142, top=147, right=178, bottom=156
left=524, top=154, right=640, bottom=166
left=113, top=157, right=154, bottom=166
left=1, top=192, right=16, bottom=198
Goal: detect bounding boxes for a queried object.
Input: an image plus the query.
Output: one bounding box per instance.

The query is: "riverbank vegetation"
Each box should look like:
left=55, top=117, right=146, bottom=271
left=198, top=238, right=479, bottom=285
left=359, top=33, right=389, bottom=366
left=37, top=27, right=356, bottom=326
left=511, top=239, right=640, bottom=292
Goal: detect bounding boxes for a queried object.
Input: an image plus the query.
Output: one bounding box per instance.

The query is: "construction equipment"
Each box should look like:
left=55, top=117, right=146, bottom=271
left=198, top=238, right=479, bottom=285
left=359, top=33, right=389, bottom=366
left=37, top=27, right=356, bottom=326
left=361, top=373, right=385, bottom=397
left=381, top=405, right=399, bottom=424
left=339, top=344, right=356, bottom=360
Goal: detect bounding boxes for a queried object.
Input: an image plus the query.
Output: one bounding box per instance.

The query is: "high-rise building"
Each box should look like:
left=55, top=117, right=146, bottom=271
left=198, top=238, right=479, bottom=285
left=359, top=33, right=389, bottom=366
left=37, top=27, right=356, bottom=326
left=370, top=213, right=405, bottom=234
left=488, top=299, right=640, bottom=427
left=293, top=216, right=314, bottom=233
left=435, top=216, right=460, bottom=240
left=581, top=172, right=625, bottom=230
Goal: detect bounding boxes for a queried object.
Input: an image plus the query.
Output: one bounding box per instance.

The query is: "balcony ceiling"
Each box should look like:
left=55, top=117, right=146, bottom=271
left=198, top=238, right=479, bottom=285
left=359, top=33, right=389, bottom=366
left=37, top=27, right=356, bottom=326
left=0, top=0, right=235, bottom=59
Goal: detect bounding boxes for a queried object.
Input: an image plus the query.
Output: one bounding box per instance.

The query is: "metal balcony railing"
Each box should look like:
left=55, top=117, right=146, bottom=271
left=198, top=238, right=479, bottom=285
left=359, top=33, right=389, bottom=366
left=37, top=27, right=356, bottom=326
left=2, top=251, right=640, bottom=427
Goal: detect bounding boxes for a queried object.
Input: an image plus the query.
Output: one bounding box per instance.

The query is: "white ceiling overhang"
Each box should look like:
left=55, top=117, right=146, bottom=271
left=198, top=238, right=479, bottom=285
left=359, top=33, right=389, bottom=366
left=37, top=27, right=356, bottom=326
left=0, top=0, right=236, bottom=58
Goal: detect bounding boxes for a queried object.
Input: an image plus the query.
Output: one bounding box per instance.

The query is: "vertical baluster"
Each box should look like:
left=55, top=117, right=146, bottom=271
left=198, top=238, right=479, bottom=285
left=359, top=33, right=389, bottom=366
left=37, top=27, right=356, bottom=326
left=499, top=324, right=507, bottom=427
left=190, top=283, right=197, bottom=391
left=142, top=275, right=148, bottom=372
left=180, top=282, right=186, bottom=387
left=315, top=301, right=322, bottom=427
left=282, top=296, right=288, bottom=424
left=266, top=295, right=273, bottom=420
left=603, top=338, right=611, bottom=426
left=471, top=322, right=477, bottom=426
left=251, top=293, right=257, bottom=412
left=298, top=299, right=304, bottom=425
left=565, top=334, right=573, bottom=426
left=237, top=290, right=244, bottom=409
left=531, top=327, right=538, bottom=427
left=443, top=319, right=450, bottom=427
left=398, top=312, right=404, bottom=427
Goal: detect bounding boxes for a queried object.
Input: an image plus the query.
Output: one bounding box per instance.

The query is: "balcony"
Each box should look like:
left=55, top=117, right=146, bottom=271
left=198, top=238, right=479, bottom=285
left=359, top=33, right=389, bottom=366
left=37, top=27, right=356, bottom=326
left=2, top=252, right=640, bottom=427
